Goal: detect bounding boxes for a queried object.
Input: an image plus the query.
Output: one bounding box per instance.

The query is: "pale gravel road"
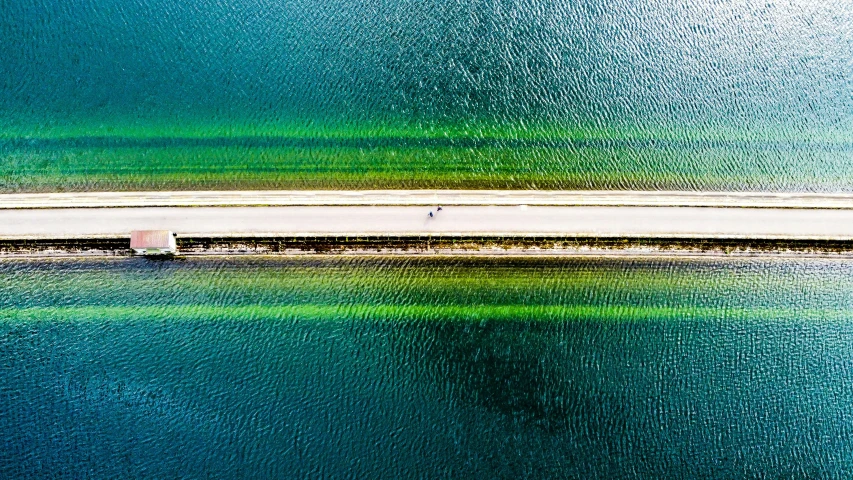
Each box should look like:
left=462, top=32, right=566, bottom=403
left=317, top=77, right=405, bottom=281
left=2, top=205, right=853, bottom=239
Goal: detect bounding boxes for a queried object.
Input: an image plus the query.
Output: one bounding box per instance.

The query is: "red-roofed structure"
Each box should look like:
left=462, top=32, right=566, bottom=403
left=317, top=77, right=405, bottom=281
left=130, top=230, right=177, bottom=255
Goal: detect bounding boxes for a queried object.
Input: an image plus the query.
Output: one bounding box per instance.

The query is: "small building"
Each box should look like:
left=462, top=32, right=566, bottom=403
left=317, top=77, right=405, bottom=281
left=130, top=230, right=177, bottom=255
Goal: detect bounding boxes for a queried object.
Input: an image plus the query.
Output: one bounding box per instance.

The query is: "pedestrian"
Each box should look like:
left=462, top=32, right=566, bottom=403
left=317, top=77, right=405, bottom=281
left=437, top=206, right=443, bottom=212
left=429, top=211, right=434, bottom=218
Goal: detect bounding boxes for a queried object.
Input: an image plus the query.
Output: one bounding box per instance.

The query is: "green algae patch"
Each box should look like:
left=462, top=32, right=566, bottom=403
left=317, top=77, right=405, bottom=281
left=2, top=256, right=853, bottom=324
left=5, top=124, right=853, bottom=192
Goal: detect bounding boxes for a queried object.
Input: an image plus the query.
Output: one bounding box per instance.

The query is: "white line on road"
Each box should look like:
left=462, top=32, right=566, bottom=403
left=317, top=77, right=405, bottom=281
left=3, top=190, right=853, bottom=209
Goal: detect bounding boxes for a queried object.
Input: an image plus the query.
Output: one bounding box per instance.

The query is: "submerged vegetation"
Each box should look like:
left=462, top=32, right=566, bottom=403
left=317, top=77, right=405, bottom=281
left=4, top=123, right=853, bottom=192
left=2, top=256, right=851, bottom=323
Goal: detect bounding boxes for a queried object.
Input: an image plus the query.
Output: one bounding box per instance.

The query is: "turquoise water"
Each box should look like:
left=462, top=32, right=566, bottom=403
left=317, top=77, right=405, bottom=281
left=4, top=256, right=853, bottom=477
left=4, top=0, right=853, bottom=190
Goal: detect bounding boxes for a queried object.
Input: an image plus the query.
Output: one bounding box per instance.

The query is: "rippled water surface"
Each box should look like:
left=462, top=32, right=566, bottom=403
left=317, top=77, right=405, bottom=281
left=3, top=256, right=853, bottom=477
left=4, top=0, right=853, bottom=191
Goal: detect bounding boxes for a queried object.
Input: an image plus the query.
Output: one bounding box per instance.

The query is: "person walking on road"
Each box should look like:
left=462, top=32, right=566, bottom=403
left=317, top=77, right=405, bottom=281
left=429, top=211, right=434, bottom=218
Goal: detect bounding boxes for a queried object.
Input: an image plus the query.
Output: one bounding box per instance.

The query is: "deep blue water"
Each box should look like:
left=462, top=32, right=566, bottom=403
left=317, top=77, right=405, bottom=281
left=3, top=257, right=853, bottom=477
left=5, top=0, right=853, bottom=190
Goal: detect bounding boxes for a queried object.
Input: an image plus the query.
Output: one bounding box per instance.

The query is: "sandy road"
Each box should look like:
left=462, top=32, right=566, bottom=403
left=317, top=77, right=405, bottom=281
left=1, top=205, right=853, bottom=239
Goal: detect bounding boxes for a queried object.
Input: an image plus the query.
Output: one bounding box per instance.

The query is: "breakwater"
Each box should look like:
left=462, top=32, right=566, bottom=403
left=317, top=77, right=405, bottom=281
left=6, top=235, right=853, bottom=257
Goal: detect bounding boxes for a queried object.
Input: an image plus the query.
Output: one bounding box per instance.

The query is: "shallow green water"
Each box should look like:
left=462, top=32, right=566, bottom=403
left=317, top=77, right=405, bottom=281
left=4, top=256, right=853, bottom=477
left=4, top=0, right=853, bottom=191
